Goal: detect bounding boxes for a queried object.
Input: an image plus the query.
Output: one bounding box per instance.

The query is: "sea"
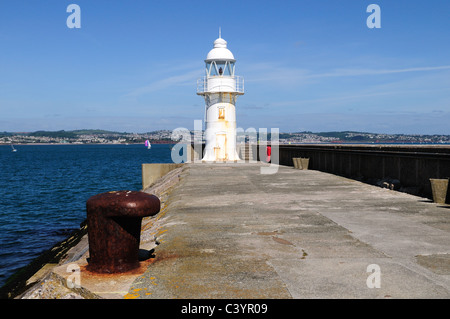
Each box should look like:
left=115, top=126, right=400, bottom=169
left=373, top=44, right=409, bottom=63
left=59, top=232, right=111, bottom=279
left=0, top=144, right=173, bottom=287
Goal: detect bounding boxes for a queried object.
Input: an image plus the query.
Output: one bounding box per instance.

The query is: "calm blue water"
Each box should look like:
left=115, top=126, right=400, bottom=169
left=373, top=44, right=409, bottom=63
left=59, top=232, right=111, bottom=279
left=0, top=144, right=173, bottom=287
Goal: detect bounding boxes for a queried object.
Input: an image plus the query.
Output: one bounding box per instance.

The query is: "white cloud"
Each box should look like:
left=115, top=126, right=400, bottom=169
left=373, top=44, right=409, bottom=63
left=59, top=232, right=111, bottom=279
left=309, top=65, right=450, bottom=79
left=125, top=69, right=201, bottom=97
left=242, top=61, right=450, bottom=114
left=243, top=62, right=450, bottom=84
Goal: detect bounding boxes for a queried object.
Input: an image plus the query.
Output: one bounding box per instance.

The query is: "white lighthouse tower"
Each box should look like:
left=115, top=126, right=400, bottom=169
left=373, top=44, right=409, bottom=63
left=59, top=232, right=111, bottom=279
left=197, top=32, right=244, bottom=161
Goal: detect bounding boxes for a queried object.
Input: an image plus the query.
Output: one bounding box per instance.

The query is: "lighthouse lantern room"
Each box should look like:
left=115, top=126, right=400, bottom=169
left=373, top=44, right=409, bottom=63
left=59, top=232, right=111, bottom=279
left=197, top=33, right=244, bottom=161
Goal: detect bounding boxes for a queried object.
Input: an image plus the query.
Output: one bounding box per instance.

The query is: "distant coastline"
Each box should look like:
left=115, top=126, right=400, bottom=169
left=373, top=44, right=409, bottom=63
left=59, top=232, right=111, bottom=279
left=0, top=142, right=175, bottom=146
left=1, top=129, right=449, bottom=145
left=2, top=142, right=450, bottom=146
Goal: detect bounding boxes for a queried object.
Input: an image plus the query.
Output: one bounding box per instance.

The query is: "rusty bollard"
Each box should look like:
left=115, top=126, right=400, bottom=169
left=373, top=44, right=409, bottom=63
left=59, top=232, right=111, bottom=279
left=86, top=190, right=160, bottom=273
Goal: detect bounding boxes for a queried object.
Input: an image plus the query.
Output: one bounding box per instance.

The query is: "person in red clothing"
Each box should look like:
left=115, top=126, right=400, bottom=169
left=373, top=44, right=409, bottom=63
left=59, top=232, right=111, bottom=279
left=267, top=145, right=271, bottom=163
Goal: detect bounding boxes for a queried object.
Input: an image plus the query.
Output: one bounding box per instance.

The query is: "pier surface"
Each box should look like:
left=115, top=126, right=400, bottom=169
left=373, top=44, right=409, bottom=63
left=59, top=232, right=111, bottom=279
left=22, top=162, right=450, bottom=299
left=134, top=162, right=450, bottom=298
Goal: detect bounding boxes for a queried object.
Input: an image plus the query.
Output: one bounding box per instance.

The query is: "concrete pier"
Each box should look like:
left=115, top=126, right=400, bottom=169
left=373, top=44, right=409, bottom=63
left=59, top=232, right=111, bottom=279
left=133, top=162, right=450, bottom=298
left=20, top=162, right=450, bottom=299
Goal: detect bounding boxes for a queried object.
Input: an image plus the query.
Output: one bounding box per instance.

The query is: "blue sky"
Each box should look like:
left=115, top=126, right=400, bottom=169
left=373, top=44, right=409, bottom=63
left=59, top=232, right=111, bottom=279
left=0, top=0, right=449, bottom=134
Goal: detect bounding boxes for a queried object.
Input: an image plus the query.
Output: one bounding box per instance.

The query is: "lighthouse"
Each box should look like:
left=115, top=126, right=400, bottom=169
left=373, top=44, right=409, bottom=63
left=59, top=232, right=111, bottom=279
left=197, top=33, right=244, bottom=161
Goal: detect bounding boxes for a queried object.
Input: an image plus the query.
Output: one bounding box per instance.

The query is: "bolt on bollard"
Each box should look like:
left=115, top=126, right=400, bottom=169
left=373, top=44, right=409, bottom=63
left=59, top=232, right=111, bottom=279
left=86, top=190, right=160, bottom=274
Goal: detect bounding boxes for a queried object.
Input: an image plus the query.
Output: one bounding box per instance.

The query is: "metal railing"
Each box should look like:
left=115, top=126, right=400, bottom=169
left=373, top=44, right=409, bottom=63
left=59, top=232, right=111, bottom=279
left=197, top=76, right=244, bottom=94
left=235, top=76, right=244, bottom=93
left=197, top=77, right=206, bottom=94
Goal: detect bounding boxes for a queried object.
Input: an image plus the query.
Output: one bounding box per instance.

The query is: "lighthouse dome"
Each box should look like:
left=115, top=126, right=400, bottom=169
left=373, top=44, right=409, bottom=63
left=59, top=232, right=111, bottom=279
left=206, top=37, right=235, bottom=62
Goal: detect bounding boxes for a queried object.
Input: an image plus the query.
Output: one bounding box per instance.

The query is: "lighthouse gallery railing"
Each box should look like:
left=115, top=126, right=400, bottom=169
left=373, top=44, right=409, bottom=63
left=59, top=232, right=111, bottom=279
left=197, top=76, right=244, bottom=94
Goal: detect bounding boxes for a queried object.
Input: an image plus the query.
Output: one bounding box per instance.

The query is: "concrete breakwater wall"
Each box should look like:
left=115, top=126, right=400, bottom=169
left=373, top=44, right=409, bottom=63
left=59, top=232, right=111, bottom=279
left=0, top=164, right=184, bottom=299
left=0, top=221, right=88, bottom=299
left=187, top=142, right=449, bottom=201
left=173, top=143, right=448, bottom=201
left=142, top=163, right=184, bottom=190
left=270, top=144, right=450, bottom=202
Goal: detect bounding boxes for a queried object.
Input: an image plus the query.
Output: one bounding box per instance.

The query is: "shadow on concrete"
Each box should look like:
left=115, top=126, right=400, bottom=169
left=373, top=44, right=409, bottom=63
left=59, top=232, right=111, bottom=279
left=138, top=249, right=155, bottom=261
left=418, top=199, right=434, bottom=203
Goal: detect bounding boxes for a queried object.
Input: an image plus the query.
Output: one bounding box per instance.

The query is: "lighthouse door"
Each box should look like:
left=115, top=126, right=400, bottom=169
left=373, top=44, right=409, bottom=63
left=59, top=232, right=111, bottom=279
left=215, top=134, right=227, bottom=161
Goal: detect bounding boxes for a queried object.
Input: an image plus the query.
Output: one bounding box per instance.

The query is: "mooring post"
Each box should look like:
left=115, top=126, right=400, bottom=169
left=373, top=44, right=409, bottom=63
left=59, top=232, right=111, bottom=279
left=86, top=191, right=160, bottom=273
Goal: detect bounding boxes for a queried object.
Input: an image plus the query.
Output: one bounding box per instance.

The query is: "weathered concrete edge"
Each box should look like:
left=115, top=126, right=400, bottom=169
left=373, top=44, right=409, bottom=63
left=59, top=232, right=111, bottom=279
left=142, top=163, right=184, bottom=190
left=0, top=221, right=88, bottom=299
left=14, top=164, right=186, bottom=299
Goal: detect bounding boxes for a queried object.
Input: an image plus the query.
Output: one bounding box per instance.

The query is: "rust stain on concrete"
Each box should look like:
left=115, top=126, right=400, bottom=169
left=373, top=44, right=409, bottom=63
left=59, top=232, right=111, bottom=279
left=272, top=237, right=294, bottom=246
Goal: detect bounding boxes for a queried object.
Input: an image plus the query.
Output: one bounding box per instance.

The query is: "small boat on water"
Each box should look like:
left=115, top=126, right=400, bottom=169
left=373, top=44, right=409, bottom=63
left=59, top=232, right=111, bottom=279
left=145, top=140, right=151, bottom=150
left=11, top=144, right=17, bottom=152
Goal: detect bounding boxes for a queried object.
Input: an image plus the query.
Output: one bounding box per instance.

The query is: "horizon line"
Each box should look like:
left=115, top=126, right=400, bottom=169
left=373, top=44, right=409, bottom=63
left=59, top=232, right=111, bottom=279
left=2, top=129, right=450, bottom=137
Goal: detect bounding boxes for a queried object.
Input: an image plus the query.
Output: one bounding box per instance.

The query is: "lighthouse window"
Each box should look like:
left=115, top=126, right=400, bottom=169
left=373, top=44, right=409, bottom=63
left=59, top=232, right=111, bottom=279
left=210, top=63, right=218, bottom=76
left=216, top=62, right=226, bottom=76
left=218, top=108, right=225, bottom=119
left=227, top=62, right=234, bottom=76
left=207, top=61, right=234, bottom=76
left=206, top=62, right=212, bottom=75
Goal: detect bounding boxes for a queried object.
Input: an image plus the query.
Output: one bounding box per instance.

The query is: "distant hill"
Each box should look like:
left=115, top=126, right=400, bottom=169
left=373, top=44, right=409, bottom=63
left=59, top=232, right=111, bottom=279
left=27, top=129, right=126, bottom=137
left=71, top=129, right=125, bottom=135
left=1, top=129, right=449, bottom=144
left=288, top=131, right=449, bottom=143
left=28, top=130, right=78, bottom=138
left=297, top=131, right=374, bottom=139
left=0, top=132, right=14, bottom=137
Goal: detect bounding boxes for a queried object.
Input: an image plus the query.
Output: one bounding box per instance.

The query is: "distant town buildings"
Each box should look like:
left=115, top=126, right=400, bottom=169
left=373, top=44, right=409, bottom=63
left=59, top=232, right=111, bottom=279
left=0, top=130, right=449, bottom=145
